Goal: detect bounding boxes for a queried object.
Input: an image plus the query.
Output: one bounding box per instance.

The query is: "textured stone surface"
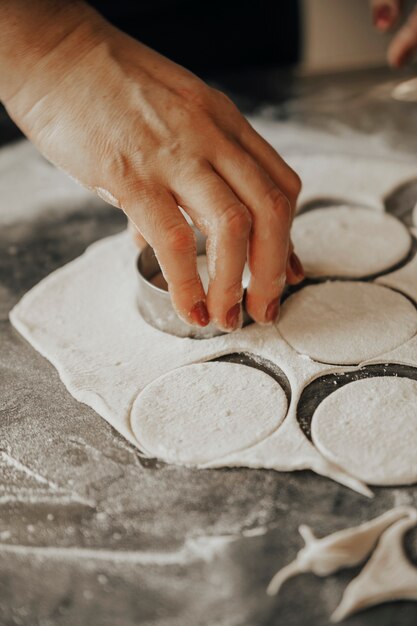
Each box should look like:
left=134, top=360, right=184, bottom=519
left=1, top=69, right=417, bottom=626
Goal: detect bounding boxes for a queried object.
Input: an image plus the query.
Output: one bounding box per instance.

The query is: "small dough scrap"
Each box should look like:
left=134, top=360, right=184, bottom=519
left=130, top=362, right=287, bottom=465
left=292, top=206, right=411, bottom=278
left=311, top=377, right=417, bottom=485
left=267, top=506, right=415, bottom=595
left=331, top=512, right=417, bottom=622
left=279, top=282, right=417, bottom=365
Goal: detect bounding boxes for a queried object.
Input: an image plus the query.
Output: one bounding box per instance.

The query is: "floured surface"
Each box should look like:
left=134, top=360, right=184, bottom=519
left=278, top=281, right=417, bottom=365
left=311, top=377, right=417, bottom=485
left=0, top=140, right=99, bottom=226
left=130, top=362, right=287, bottom=464
left=292, top=206, right=411, bottom=278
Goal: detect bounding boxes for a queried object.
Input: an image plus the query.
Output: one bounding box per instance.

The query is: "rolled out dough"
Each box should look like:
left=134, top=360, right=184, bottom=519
left=130, top=362, right=287, bottom=464
left=9, top=231, right=369, bottom=495
left=311, top=377, right=417, bottom=485
left=278, top=281, right=417, bottom=365
left=292, top=206, right=411, bottom=278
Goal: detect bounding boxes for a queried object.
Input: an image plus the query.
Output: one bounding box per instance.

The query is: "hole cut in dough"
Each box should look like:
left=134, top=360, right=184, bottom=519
left=279, top=281, right=417, bottom=365
left=311, top=377, right=417, bottom=485
left=151, top=255, right=251, bottom=292
left=292, top=206, right=411, bottom=278
left=130, top=361, right=287, bottom=465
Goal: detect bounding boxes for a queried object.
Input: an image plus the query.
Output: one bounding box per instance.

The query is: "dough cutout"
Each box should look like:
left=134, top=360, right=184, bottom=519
left=130, top=362, right=287, bottom=465
left=311, top=376, right=417, bottom=485
left=278, top=282, right=417, bottom=365
left=292, top=206, right=411, bottom=278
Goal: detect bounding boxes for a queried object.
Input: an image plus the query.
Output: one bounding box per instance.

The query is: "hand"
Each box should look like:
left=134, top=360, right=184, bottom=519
left=372, top=0, right=417, bottom=66
left=0, top=2, right=303, bottom=332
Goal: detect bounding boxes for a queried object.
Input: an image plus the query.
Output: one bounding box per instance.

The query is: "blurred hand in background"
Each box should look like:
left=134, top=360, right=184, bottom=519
left=372, top=0, right=417, bottom=66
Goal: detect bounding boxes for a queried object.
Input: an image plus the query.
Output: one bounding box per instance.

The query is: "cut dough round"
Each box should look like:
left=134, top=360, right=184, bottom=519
left=292, top=206, right=411, bottom=278
left=311, top=377, right=417, bottom=485
left=279, top=281, right=417, bottom=365
left=130, top=361, right=287, bottom=465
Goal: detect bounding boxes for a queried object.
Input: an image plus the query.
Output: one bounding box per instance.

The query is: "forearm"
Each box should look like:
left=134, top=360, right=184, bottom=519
left=0, top=0, right=100, bottom=104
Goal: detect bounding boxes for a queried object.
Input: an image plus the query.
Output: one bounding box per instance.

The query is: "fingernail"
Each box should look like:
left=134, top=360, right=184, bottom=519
left=226, top=303, right=242, bottom=330
left=289, top=252, right=305, bottom=280
left=374, top=5, right=393, bottom=28
left=265, top=297, right=280, bottom=323
left=190, top=301, right=210, bottom=327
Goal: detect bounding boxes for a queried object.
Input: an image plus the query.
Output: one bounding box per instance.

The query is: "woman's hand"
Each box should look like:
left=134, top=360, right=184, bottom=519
left=372, top=0, right=417, bottom=66
left=0, top=1, right=303, bottom=332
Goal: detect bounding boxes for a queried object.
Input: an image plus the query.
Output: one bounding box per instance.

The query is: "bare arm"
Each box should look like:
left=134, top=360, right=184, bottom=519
left=0, top=1, right=304, bottom=331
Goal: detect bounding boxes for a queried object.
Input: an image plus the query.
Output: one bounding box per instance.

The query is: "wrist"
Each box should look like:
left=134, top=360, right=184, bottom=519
left=0, top=1, right=106, bottom=105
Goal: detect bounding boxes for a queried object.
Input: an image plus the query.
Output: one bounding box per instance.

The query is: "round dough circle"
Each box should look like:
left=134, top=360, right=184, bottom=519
left=130, top=361, right=287, bottom=465
left=279, top=281, right=417, bottom=365
left=311, top=377, right=417, bottom=485
left=292, top=206, right=411, bottom=278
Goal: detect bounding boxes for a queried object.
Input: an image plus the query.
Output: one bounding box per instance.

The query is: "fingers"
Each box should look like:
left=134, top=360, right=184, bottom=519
left=125, top=188, right=209, bottom=327
left=239, top=121, right=302, bottom=216
left=371, top=0, right=402, bottom=31
left=238, top=121, right=304, bottom=286
left=212, top=144, right=292, bottom=324
left=172, top=163, right=251, bottom=331
left=388, top=5, right=417, bottom=66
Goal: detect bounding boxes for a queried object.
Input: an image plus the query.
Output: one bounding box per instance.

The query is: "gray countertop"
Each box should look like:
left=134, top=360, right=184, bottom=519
left=1, top=65, right=417, bottom=626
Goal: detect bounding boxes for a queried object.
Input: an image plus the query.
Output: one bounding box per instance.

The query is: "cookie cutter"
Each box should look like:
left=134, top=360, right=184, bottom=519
left=136, top=227, right=250, bottom=339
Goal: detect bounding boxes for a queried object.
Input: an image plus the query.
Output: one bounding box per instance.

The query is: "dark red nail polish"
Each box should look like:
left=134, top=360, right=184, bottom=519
left=374, top=5, right=393, bottom=29
left=290, top=252, right=305, bottom=280
left=190, top=301, right=209, bottom=326
left=226, top=303, right=241, bottom=330
left=265, top=298, right=280, bottom=323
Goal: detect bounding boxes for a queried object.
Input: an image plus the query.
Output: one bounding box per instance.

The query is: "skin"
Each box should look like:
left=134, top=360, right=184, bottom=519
left=0, top=0, right=304, bottom=333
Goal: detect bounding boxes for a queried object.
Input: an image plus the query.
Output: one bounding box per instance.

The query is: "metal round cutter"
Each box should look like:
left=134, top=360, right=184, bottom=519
left=136, top=228, right=250, bottom=339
